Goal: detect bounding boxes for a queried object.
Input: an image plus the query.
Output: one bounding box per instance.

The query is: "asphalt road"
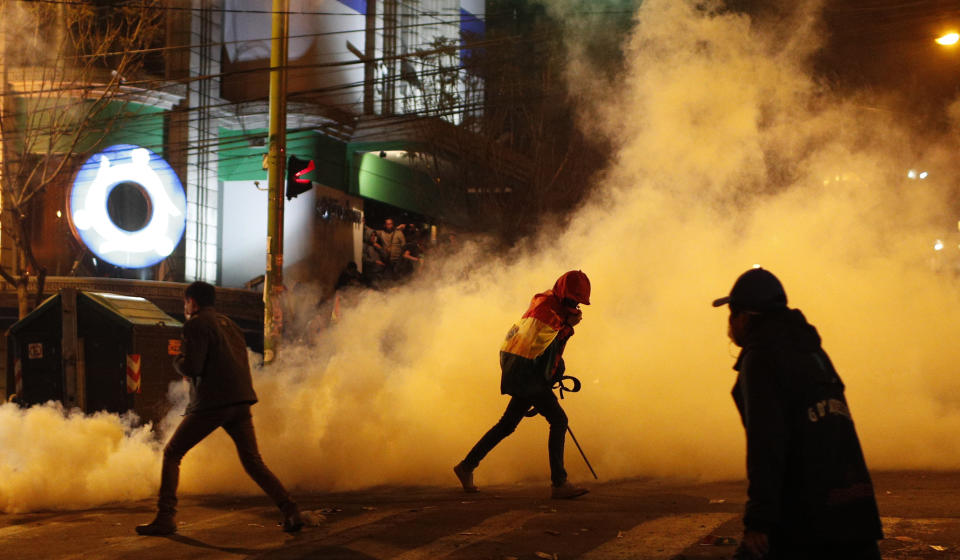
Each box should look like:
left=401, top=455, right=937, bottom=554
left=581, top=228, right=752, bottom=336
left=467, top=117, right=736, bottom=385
left=0, top=471, right=957, bottom=559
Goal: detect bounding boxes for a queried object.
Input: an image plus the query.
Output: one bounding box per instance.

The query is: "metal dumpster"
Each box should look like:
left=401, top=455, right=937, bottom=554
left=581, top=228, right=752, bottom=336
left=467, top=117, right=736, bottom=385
left=6, top=288, right=183, bottom=425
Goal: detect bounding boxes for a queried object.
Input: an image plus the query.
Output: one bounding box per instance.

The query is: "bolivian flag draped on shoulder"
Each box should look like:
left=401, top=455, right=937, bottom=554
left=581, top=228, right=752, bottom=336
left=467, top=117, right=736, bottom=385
left=499, top=271, right=591, bottom=398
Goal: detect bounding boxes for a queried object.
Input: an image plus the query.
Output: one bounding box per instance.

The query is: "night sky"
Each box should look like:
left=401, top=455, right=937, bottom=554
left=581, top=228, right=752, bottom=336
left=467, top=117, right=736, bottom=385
left=727, top=0, right=960, bottom=126
left=818, top=0, right=960, bottom=124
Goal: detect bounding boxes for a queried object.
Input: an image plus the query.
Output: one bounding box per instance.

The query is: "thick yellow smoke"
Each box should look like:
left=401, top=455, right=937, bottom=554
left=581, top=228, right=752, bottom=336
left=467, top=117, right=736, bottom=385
left=3, top=0, right=960, bottom=512
left=0, top=404, right=158, bottom=512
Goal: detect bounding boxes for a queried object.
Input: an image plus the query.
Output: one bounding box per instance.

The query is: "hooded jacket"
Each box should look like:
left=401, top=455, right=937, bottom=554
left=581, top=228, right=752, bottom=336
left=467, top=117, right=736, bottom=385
left=732, top=308, right=883, bottom=544
left=499, top=272, right=587, bottom=397
left=174, top=306, right=258, bottom=414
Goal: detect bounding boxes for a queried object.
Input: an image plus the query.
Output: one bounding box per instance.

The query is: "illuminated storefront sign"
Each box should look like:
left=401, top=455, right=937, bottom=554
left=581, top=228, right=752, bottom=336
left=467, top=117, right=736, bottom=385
left=68, top=144, right=187, bottom=268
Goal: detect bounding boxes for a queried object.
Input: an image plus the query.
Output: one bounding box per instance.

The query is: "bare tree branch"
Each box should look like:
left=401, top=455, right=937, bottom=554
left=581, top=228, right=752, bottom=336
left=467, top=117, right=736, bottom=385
left=0, top=0, right=164, bottom=317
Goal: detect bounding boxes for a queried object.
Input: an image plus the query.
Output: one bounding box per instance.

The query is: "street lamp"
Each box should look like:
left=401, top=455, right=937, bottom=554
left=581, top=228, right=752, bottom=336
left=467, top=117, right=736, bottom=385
left=935, top=32, right=959, bottom=46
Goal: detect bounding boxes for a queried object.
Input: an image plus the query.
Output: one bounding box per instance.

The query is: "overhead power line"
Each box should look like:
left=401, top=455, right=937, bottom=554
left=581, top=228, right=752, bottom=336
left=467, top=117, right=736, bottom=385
left=0, top=0, right=608, bottom=192
left=12, top=0, right=634, bottom=17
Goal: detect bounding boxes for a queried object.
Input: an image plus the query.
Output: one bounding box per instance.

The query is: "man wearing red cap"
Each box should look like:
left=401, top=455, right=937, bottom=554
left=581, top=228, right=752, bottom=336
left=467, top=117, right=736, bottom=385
left=454, top=270, right=591, bottom=499
left=713, top=268, right=882, bottom=560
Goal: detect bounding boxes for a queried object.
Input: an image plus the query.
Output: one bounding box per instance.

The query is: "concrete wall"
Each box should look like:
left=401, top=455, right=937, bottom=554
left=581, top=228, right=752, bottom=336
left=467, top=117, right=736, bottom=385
left=219, top=180, right=362, bottom=296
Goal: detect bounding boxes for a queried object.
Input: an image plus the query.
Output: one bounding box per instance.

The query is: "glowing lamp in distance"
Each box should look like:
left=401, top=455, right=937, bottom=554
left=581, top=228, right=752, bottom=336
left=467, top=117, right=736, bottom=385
left=68, top=144, right=187, bottom=268
left=936, top=32, right=959, bottom=46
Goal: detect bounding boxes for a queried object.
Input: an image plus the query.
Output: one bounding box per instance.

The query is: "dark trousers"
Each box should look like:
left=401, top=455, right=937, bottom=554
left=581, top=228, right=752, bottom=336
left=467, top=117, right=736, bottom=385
left=462, top=392, right=568, bottom=486
left=777, top=539, right=881, bottom=560
left=736, top=538, right=882, bottom=560
left=158, top=404, right=291, bottom=515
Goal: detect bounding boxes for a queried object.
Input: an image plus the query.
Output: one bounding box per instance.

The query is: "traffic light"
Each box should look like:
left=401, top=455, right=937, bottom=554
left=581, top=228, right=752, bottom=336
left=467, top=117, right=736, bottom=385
left=286, top=155, right=315, bottom=200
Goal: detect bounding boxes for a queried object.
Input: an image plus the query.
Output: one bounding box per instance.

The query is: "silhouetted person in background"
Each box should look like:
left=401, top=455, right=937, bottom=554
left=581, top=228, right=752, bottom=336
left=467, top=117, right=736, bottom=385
left=712, top=268, right=882, bottom=559
left=335, top=261, right=363, bottom=290
left=136, top=281, right=302, bottom=536
left=362, top=231, right=387, bottom=284
left=378, top=218, right=405, bottom=277
left=454, top=270, right=592, bottom=500
left=397, top=236, right=424, bottom=277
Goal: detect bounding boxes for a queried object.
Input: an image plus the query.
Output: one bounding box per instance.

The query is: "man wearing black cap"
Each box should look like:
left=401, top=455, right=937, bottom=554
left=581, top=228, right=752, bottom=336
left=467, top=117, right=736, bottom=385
left=713, top=268, right=882, bottom=560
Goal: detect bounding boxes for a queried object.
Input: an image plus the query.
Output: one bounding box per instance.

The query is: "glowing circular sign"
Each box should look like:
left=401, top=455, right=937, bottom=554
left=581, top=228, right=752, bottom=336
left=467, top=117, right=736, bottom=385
left=68, top=144, right=187, bottom=269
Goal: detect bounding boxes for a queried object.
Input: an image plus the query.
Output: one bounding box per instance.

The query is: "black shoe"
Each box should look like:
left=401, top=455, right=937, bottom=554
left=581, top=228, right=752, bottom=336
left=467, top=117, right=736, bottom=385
left=453, top=463, right=479, bottom=493
left=282, top=503, right=304, bottom=533
left=135, top=514, right=177, bottom=536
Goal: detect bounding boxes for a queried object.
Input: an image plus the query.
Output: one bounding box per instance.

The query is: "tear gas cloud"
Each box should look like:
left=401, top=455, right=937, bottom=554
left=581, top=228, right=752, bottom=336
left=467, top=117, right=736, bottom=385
left=4, top=0, right=960, bottom=512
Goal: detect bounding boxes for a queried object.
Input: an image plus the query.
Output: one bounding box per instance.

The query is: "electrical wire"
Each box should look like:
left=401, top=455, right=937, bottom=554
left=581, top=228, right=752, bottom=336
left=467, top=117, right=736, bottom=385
left=0, top=0, right=622, bottom=202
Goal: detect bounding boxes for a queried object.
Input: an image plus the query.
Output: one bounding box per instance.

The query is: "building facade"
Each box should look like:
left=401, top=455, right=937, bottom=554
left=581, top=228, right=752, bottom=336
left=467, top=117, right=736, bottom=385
left=2, top=0, right=488, bottom=298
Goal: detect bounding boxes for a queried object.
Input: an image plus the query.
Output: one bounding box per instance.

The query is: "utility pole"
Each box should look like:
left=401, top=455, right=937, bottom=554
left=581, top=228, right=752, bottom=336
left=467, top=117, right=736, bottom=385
left=264, top=0, right=288, bottom=364
left=0, top=1, right=7, bottom=270
left=382, top=0, right=397, bottom=115
left=363, top=0, right=377, bottom=114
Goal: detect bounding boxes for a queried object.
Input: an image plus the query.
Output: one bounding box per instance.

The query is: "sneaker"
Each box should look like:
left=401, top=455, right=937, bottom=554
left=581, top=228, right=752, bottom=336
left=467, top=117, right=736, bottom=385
left=135, top=514, right=177, bottom=536
left=281, top=502, right=304, bottom=533
left=453, top=463, right=479, bottom=493
left=551, top=481, right=588, bottom=500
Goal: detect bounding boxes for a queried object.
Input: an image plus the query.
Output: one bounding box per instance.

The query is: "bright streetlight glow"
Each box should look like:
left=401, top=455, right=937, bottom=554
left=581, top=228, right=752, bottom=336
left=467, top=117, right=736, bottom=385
left=935, top=240, right=944, bottom=251
left=936, top=32, right=959, bottom=46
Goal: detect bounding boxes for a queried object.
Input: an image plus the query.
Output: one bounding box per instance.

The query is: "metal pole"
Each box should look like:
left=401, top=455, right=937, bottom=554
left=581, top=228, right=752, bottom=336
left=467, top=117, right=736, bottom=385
left=567, top=425, right=599, bottom=480
left=363, top=0, right=376, bottom=115
left=61, top=288, right=79, bottom=410
left=263, top=0, right=288, bottom=364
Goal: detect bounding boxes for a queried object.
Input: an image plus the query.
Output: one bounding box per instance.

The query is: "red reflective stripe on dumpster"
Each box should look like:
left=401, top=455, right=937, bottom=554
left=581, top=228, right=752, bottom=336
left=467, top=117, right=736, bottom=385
left=126, top=354, right=141, bottom=394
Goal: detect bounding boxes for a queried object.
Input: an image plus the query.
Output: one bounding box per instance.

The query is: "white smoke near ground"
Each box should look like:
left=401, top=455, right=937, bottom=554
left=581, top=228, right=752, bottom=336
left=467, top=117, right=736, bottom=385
left=0, top=403, right=159, bottom=513
left=3, top=0, right=960, bottom=512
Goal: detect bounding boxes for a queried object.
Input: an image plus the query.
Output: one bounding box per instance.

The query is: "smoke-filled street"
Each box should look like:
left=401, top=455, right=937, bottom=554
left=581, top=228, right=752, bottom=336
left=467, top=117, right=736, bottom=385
left=1, top=0, right=960, bottom=558
left=0, top=471, right=956, bottom=559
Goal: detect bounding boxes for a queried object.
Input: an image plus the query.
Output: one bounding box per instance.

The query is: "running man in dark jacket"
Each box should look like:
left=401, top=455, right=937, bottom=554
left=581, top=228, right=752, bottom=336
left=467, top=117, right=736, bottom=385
left=454, top=270, right=592, bottom=500
left=136, top=281, right=302, bottom=535
left=712, top=268, right=883, bottom=559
